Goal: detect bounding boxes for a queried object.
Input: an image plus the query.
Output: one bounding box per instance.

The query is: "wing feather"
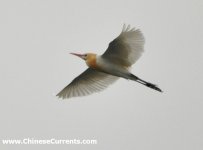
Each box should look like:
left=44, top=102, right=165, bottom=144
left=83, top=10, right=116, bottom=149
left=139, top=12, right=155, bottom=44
left=102, top=24, right=145, bottom=67
left=56, top=68, right=118, bottom=99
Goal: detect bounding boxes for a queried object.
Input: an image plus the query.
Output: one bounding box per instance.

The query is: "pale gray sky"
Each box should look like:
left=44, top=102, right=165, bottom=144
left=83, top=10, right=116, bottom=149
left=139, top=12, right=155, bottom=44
left=0, top=0, right=203, bottom=149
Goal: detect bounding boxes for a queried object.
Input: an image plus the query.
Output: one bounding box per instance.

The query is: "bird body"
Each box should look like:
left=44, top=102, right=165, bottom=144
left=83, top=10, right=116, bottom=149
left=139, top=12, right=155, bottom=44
left=96, top=55, right=130, bottom=79
left=57, top=24, right=162, bottom=99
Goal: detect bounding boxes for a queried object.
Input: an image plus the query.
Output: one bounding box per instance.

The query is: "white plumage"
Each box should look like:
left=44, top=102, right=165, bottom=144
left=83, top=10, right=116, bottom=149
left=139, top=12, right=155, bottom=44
left=102, top=24, right=145, bottom=67
left=57, top=68, right=118, bottom=99
left=57, top=24, right=162, bottom=99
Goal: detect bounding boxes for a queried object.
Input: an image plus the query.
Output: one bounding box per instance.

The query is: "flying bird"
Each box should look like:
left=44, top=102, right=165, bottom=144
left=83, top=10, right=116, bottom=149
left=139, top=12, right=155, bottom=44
left=57, top=24, right=162, bottom=99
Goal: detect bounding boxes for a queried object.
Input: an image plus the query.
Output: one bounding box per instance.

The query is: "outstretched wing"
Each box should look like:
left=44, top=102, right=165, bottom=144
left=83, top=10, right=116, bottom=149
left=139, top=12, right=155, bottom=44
left=102, top=24, right=145, bottom=67
left=56, top=68, right=118, bottom=99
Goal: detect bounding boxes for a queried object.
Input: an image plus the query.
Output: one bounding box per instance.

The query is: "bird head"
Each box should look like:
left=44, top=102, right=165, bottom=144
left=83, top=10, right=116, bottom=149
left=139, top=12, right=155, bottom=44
left=70, top=52, right=97, bottom=68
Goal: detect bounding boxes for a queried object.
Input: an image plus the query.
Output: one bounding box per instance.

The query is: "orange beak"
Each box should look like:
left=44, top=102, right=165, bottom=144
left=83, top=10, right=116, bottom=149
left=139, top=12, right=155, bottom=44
left=70, top=53, right=85, bottom=60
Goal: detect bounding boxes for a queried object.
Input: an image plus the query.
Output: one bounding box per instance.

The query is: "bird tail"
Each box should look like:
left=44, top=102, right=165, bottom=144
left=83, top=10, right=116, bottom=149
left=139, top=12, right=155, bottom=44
left=129, top=74, right=162, bottom=92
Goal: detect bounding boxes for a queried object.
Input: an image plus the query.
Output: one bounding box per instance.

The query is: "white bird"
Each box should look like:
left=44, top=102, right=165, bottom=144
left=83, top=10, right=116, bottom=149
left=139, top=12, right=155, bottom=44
left=57, top=24, right=162, bottom=99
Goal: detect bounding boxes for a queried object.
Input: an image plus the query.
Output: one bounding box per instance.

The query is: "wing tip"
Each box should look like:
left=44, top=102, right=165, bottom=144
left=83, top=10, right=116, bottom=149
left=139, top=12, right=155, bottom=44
left=56, top=91, right=70, bottom=100
left=122, top=23, right=126, bottom=32
left=121, top=24, right=140, bottom=33
left=56, top=93, right=65, bottom=100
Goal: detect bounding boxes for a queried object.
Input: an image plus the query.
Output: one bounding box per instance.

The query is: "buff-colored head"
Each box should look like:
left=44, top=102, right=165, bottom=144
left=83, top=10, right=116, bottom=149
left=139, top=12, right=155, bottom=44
left=70, top=52, right=97, bottom=68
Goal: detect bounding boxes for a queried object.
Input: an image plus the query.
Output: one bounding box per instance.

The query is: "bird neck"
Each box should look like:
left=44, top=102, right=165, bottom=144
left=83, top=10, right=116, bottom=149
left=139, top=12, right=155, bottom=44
left=86, top=54, right=97, bottom=69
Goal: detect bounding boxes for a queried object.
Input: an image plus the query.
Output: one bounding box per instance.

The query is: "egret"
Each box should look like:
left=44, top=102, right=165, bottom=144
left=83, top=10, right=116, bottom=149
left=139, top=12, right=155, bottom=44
left=57, top=24, right=162, bottom=99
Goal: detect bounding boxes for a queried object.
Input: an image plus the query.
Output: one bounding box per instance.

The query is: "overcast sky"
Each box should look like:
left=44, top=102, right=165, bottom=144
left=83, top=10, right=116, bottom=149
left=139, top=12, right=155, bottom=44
left=0, top=0, right=203, bottom=149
